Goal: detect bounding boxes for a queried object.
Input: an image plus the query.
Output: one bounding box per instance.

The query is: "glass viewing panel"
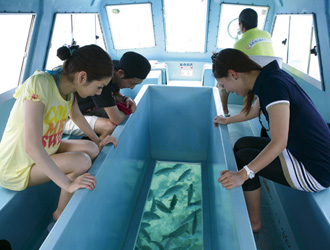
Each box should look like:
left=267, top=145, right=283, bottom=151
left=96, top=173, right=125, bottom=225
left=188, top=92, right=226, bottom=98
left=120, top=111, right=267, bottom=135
left=272, top=14, right=322, bottom=85
left=163, top=0, right=207, bottom=52
left=135, top=161, right=203, bottom=249
left=0, top=14, right=35, bottom=93
left=217, top=4, right=269, bottom=49
left=106, top=3, right=155, bottom=50
left=46, top=14, right=106, bottom=70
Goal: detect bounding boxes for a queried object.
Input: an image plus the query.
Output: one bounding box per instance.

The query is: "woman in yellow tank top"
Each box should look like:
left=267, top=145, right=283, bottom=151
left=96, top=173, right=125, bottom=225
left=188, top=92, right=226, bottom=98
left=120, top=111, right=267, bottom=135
left=0, top=44, right=118, bottom=221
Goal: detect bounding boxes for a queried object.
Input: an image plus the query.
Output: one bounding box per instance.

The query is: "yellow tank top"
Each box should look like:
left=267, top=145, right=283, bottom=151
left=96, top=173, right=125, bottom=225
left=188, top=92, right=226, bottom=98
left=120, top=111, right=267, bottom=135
left=0, top=70, right=73, bottom=191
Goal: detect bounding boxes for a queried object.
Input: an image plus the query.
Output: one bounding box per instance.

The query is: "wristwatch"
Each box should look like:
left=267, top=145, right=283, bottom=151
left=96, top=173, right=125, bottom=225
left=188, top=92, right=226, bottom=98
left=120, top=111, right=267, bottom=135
left=244, top=165, right=255, bottom=179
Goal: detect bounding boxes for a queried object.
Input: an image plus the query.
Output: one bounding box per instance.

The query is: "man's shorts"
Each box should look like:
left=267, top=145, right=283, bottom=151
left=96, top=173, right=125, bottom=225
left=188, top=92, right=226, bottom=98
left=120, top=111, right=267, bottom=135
left=63, top=116, right=98, bottom=136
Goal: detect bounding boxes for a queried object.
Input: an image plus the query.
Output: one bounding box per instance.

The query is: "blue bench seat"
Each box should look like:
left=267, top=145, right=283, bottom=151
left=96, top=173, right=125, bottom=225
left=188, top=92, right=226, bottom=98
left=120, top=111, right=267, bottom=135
left=227, top=104, right=330, bottom=250
left=0, top=91, right=60, bottom=249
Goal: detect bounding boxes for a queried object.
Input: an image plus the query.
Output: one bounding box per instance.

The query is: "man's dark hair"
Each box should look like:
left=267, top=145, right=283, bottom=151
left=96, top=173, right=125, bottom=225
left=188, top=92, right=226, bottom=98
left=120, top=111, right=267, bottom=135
left=114, top=52, right=151, bottom=80
left=239, top=8, right=258, bottom=30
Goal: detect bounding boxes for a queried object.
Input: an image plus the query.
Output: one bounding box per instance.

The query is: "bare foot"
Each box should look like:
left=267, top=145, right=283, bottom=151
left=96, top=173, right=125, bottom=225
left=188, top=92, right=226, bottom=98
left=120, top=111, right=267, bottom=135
left=252, top=221, right=262, bottom=233
left=52, top=210, right=60, bottom=221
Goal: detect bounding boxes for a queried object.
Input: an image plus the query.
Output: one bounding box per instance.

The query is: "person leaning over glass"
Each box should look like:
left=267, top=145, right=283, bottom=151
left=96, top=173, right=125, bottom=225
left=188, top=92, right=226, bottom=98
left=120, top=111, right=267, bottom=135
left=0, top=44, right=118, bottom=222
left=213, top=48, right=330, bottom=233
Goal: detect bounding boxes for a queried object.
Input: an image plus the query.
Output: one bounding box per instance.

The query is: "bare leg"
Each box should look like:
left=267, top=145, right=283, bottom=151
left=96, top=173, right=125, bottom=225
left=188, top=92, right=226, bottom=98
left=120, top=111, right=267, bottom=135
left=28, top=140, right=99, bottom=221
left=56, top=139, right=99, bottom=159
left=52, top=166, right=90, bottom=221
left=94, top=117, right=117, bottom=140
left=244, top=188, right=262, bottom=232
left=220, top=88, right=230, bottom=116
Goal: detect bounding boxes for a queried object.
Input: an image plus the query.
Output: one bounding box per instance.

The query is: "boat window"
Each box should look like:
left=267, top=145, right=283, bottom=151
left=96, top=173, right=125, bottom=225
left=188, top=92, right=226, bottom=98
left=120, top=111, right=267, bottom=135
left=163, top=0, right=208, bottom=52
left=106, top=3, right=155, bottom=50
left=272, top=14, right=323, bottom=90
left=217, top=4, right=269, bottom=49
left=46, top=14, right=106, bottom=69
left=0, top=14, right=35, bottom=94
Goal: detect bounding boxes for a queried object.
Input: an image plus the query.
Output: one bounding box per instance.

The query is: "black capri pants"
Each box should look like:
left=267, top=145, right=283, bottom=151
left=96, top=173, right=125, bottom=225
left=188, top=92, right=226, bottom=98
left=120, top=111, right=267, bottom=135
left=234, top=136, right=290, bottom=191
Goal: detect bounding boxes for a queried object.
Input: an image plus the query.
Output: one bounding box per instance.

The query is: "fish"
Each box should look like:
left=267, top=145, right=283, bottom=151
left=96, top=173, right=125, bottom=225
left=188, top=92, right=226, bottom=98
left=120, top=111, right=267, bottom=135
left=141, top=246, right=152, bottom=250
left=136, top=236, right=142, bottom=249
left=150, top=197, right=156, bottom=212
left=143, top=211, right=160, bottom=221
left=172, top=163, right=184, bottom=170
left=147, top=189, right=153, bottom=201
left=180, top=212, right=195, bottom=225
left=161, top=185, right=183, bottom=198
left=180, top=209, right=201, bottom=225
left=192, top=210, right=197, bottom=235
left=188, top=200, right=201, bottom=207
left=151, top=241, right=165, bottom=250
left=189, top=246, right=204, bottom=250
left=169, top=194, right=178, bottom=210
left=155, top=199, right=172, bottom=214
left=154, top=167, right=175, bottom=176
left=140, top=228, right=151, bottom=243
left=187, top=184, right=194, bottom=206
left=140, top=222, right=150, bottom=229
left=164, top=238, right=172, bottom=249
left=176, top=169, right=191, bottom=182
left=162, top=223, right=189, bottom=241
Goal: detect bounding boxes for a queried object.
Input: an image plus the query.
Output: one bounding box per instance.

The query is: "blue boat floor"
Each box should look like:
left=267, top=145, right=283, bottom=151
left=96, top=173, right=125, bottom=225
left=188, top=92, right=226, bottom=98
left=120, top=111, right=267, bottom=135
left=227, top=104, right=296, bottom=250
left=22, top=215, right=53, bottom=250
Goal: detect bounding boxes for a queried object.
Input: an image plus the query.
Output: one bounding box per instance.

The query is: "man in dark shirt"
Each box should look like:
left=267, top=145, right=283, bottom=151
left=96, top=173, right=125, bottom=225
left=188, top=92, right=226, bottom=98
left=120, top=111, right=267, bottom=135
left=63, top=51, right=151, bottom=139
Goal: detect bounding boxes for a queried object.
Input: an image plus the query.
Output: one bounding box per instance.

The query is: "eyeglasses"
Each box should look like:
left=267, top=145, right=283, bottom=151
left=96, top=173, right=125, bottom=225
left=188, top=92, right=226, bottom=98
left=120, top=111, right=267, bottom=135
left=258, top=107, right=269, bottom=131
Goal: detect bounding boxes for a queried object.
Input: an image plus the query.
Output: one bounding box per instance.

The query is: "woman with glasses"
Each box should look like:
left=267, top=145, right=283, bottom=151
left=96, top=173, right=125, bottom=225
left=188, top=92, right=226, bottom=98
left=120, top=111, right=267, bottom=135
left=212, top=48, right=330, bottom=233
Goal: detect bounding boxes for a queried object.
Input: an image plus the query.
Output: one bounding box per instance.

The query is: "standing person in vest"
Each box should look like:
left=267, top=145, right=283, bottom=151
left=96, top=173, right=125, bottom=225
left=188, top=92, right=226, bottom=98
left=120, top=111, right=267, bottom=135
left=220, top=8, right=274, bottom=117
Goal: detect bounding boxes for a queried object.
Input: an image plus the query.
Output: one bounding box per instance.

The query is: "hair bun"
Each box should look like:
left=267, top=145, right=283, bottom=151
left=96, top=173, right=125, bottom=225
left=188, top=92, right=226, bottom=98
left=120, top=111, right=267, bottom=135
left=57, top=46, right=71, bottom=60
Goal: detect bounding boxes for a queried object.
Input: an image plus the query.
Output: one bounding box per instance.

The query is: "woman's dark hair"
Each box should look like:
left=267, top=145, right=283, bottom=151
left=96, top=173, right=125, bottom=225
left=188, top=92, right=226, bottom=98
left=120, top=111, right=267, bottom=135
left=57, top=44, right=113, bottom=82
left=239, top=8, right=258, bottom=30
left=212, top=48, right=261, bottom=114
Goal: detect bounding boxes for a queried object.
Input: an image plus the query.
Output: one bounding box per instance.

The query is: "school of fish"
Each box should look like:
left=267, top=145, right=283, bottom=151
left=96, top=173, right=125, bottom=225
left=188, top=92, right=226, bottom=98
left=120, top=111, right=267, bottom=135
left=135, top=162, right=203, bottom=250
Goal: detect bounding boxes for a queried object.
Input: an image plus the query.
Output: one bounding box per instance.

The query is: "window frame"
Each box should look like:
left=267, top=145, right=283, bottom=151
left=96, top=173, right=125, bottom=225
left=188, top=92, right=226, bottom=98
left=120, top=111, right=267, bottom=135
left=106, top=3, right=156, bottom=50
left=162, top=0, right=208, bottom=53
left=0, top=13, right=35, bottom=94
left=216, top=3, right=269, bottom=49
left=272, top=13, right=324, bottom=90
left=45, top=12, right=107, bottom=70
